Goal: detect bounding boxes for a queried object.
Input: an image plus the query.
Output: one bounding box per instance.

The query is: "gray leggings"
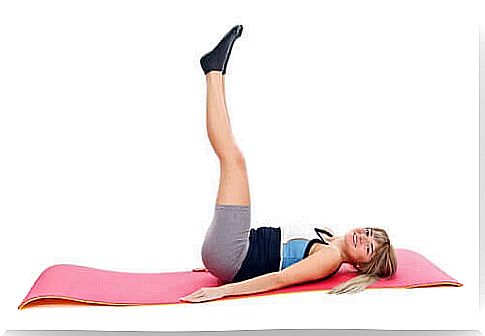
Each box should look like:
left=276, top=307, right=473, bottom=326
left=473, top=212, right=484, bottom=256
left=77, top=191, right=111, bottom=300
left=201, top=204, right=251, bottom=283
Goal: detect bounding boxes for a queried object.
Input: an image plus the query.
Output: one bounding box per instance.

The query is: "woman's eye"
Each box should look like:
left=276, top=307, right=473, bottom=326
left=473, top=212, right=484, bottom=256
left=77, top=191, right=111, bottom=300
left=366, top=245, right=370, bottom=254
left=365, top=229, right=369, bottom=236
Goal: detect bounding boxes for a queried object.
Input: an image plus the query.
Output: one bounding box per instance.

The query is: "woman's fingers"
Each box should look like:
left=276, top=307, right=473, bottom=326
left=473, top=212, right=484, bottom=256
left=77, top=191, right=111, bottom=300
left=179, top=287, right=225, bottom=303
left=180, top=288, right=209, bottom=302
left=185, top=295, right=206, bottom=303
left=181, top=294, right=207, bottom=303
left=180, top=289, right=203, bottom=301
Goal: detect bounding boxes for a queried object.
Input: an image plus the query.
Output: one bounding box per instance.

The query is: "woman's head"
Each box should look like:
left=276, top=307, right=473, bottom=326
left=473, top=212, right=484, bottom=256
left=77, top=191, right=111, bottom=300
left=343, top=227, right=396, bottom=276
left=328, top=226, right=397, bottom=294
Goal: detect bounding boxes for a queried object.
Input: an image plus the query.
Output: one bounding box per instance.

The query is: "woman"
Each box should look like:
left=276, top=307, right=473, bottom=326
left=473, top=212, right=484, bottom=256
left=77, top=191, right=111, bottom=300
left=180, top=25, right=397, bottom=303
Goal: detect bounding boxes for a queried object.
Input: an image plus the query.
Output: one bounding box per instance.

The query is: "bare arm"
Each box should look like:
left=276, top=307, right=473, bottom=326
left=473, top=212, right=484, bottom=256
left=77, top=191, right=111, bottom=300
left=180, top=246, right=341, bottom=303
left=222, top=271, right=282, bottom=296
left=180, top=271, right=282, bottom=303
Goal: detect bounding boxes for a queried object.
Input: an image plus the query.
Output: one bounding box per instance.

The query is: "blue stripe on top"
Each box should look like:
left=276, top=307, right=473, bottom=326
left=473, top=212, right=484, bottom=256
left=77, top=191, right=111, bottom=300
left=281, top=239, right=310, bottom=270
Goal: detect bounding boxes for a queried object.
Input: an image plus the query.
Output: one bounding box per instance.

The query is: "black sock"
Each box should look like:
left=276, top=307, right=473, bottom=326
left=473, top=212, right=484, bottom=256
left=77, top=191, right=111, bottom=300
left=200, top=25, right=243, bottom=75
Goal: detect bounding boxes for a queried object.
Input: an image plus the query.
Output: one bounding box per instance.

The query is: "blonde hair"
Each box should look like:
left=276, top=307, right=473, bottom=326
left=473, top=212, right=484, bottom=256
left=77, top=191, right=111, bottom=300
left=327, top=227, right=397, bottom=295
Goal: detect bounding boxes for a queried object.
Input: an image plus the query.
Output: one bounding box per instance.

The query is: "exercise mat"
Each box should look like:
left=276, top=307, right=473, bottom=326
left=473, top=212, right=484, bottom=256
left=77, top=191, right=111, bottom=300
left=18, top=248, right=462, bottom=309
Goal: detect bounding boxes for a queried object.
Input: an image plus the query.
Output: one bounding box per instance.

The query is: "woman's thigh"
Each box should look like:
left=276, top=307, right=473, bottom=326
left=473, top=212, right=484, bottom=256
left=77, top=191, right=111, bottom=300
left=215, top=152, right=251, bottom=206
left=201, top=204, right=251, bottom=283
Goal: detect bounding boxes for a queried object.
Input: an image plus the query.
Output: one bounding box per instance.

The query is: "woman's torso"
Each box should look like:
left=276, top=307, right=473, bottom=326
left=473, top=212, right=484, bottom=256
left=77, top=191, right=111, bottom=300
left=279, top=224, right=332, bottom=270
left=231, top=224, right=336, bottom=283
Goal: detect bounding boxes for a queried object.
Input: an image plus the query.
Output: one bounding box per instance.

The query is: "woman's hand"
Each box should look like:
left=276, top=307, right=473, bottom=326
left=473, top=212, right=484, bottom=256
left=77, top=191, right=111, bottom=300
left=179, top=286, right=227, bottom=303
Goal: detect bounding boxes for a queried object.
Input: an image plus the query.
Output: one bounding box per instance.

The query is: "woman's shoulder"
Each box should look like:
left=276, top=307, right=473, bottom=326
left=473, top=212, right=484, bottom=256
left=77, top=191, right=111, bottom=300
left=315, top=245, right=342, bottom=279
left=314, top=244, right=342, bottom=264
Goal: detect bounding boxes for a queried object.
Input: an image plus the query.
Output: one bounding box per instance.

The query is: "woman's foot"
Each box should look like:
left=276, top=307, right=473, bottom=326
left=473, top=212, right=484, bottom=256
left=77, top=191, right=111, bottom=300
left=200, top=25, right=243, bottom=75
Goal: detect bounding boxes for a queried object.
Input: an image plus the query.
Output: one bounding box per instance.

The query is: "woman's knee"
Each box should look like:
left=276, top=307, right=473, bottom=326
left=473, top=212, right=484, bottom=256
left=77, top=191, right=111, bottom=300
left=219, top=147, right=246, bottom=169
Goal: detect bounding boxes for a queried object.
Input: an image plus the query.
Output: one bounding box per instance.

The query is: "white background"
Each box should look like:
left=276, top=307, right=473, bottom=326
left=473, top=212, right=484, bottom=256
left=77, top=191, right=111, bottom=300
left=0, top=0, right=481, bottom=332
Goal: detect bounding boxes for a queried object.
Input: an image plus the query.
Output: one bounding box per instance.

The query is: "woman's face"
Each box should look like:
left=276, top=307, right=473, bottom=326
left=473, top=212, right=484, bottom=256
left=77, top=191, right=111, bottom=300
left=344, top=227, right=379, bottom=264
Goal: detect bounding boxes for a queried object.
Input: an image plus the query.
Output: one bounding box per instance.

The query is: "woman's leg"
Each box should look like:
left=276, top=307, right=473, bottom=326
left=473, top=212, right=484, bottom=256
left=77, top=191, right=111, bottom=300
left=201, top=71, right=251, bottom=283
left=206, top=71, right=250, bottom=206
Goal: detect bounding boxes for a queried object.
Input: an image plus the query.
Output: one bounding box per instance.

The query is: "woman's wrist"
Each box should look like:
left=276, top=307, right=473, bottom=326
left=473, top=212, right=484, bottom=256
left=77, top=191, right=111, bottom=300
left=218, top=272, right=281, bottom=298
left=220, top=283, right=234, bottom=297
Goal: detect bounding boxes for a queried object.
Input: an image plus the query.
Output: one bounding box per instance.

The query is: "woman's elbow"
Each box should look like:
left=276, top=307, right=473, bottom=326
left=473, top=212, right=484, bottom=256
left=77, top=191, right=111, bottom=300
left=273, top=271, right=292, bottom=289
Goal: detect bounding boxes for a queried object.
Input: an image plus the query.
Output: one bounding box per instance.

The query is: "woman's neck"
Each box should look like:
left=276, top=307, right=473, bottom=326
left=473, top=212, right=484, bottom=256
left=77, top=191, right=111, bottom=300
left=327, top=235, right=351, bottom=263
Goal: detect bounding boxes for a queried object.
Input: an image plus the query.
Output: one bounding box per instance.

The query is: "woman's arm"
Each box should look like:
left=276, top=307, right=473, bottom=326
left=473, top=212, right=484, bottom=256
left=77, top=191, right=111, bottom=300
left=180, top=246, right=341, bottom=303
left=225, top=245, right=341, bottom=296
left=223, top=271, right=282, bottom=296
left=179, top=271, right=282, bottom=303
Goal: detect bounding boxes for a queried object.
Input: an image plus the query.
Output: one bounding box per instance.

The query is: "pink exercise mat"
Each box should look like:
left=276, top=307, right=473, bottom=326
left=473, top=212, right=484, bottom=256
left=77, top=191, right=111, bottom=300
left=19, top=248, right=462, bottom=309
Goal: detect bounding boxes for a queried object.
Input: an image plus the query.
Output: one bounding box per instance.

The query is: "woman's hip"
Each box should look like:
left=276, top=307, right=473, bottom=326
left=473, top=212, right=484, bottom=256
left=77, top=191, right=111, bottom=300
left=201, top=204, right=251, bottom=282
